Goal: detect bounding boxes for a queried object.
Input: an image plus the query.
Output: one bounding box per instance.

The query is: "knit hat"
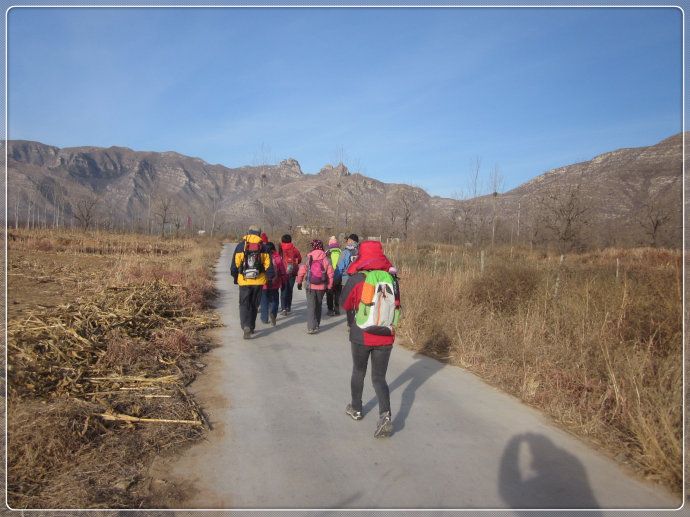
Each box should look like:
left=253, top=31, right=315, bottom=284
left=328, top=236, right=339, bottom=248
left=347, top=233, right=359, bottom=243
left=310, top=239, right=324, bottom=251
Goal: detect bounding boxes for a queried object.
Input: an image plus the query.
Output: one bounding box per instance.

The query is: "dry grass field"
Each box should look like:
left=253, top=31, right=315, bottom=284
left=7, top=229, right=221, bottom=509
left=387, top=243, right=682, bottom=493
left=6, top=229, right=682, bottom=506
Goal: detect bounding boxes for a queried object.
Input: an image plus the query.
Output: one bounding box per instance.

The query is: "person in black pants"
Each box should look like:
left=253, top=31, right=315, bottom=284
left=339, top=240, right=396, bottom=438
left=230, top=225, right=275, bottom=339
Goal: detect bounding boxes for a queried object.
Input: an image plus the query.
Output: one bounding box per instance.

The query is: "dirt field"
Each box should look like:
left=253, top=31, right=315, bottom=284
left=7, top=229, right=222, bottom=509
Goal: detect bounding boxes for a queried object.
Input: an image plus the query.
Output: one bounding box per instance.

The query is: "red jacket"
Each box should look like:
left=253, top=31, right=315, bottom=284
left=340, top=241, right=395, bottom=346
left=264, top=251, right=287, bottom=290
left=279, top=242, right=302, bottom=277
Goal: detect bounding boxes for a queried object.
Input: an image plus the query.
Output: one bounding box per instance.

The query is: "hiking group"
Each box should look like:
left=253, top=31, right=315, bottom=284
left=231, top=225, right=401, bottom=438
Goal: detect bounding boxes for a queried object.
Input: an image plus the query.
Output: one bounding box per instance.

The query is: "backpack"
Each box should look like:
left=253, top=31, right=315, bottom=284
left=283, top=246, right=298, bottom=276
left=308, top=256, right=327, bottom=286
left=340, top=247, right=358, bottom=282
left=241, top=241, right=264, bottom=280
left=355, top=270, right=401, bottom=335
left=326, top=248, right=341, bottom=269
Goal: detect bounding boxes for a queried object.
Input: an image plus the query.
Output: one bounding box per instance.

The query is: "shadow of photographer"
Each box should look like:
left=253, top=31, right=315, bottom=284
left=499, top=432, right=602, bottom=516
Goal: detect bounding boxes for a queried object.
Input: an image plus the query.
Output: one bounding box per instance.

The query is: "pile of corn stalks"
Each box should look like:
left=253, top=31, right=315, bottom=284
left=8, top=280, right=220, bottom=426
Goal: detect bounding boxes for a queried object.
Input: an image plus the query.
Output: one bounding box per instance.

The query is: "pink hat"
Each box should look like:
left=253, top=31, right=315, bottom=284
left=328, top=235, right=339, bottom=247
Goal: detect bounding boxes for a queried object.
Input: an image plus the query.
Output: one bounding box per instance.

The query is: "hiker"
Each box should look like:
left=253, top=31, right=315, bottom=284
left=279, top=234, right=302, bottom=315
left=230, top=225, right=275, bottom=339
left=335, top=233, right=359, bottom=326
left=340, top=240, right=401, bottom=438
left=296, top=239, right=334, bottom=334
left=260, top=242, right=287, bottom=327
left=325, top=236, right=342, bottom=316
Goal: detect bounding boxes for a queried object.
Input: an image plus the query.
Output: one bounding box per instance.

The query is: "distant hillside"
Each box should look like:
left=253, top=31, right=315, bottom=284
left=455, top=133, right=684, bottom=249
left=5, top=133, right=684, bottom=248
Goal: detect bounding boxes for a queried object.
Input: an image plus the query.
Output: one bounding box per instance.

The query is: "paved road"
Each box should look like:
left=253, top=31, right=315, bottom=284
left=159, top=243, right=680, bottom=512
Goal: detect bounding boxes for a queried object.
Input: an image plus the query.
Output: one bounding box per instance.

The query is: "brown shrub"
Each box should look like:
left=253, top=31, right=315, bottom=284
left=99, top=329, right=157, bottom=371
left=397, top=245, right=682, bottom=492
left=152, top=328, right=197, bottom=357
left=467, top=262, right=539, bottom=312
left=8, top=395, right=204, bottom=509
left=35, top=238, right=55, bottom=252
left=7, top=398, right=105, bottom=508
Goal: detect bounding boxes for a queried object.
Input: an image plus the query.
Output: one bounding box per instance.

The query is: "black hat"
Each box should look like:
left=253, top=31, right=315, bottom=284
left=348, top=233, right=359, bottom=243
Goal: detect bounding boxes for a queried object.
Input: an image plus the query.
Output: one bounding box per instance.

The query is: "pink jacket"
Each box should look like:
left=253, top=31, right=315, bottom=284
left=296, top=249, right=334, bottom=291
left=264, top=251, right=287, bottom=290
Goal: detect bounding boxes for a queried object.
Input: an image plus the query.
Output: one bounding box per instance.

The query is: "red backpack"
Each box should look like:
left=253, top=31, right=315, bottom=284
left=283, top=246, right=298, bottom=275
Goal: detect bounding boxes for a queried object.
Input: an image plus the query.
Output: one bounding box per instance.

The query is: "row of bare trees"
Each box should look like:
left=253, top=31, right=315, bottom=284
left=9, top=192, right=226, bottom=238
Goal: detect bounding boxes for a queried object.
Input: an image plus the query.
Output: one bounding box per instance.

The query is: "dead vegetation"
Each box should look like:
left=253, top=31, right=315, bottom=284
left=388, top=242, right=682, bottom=493
left=7, top=229, right=221, bottom=509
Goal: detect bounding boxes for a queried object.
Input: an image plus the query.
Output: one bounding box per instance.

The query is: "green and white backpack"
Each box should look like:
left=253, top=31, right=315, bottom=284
left=355, top=270, right=401, bottom=335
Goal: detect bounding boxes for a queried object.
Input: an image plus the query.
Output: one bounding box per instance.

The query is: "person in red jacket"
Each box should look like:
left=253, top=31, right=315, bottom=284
left=260, top=242, right=287, bottom=326
left=279, top=234, right=302, bottom=315
left=339, top=240, right=395, bottom=438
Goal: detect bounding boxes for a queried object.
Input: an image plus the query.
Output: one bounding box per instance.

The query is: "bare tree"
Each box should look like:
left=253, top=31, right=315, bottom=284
left=385, top=199, right=401, bottom=236
left=208, top=193, right=221, bottom=238
left=13, top=198, right=20, bottom=230
left=538, top=183, right=589, bottom=252
left=452, top=157, right=489, bottom=246
left=395, top=187, right=426, bottom=240
left=73, top=195, right=101, bottom=230
left=154, top=196, right=174, bottom=238
left=171, top=212, right=183, bottom=238
left=489, top=164, right=504, bottom=248
left=637, top=200, right=671, bottom=247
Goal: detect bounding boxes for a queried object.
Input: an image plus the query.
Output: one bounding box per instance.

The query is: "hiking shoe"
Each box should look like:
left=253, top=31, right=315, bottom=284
left=345, top=404, right=363, bottom=421
left=270, top=314, right=276, bottom=326
left=374, top=411, right=393, bottom=438
left=242, top=327, right=251, bottom=340
left=307, top=328, right=316, bottom=334
left=280, top=309, right=288, bottom=316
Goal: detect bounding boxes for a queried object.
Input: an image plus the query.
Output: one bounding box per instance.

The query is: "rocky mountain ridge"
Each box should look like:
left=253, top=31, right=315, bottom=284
left=5, top=133, right=684, bottom=247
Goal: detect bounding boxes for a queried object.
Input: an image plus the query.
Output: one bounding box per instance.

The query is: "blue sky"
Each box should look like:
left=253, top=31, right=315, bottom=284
left=7, top=7, right=683, bottom=196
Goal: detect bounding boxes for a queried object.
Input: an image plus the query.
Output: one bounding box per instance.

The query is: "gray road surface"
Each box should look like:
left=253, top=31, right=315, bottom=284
left=158, top=243, right=681, bottom=512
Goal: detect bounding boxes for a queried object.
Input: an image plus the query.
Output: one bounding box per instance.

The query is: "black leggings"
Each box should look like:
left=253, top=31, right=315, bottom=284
left=350, top=341, right=392, bottom=415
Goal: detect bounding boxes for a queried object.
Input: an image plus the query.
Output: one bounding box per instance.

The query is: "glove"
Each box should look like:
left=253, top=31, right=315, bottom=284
left=232, top=274, right=238, bottom=285
left=297, top=283, right=303, bottom=290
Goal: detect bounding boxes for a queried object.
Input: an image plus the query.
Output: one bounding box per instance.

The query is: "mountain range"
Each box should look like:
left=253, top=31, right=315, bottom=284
left=5, top=133, right=684, bottom=248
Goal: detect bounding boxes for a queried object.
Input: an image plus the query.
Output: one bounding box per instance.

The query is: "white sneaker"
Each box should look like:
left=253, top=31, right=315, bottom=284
left=374, top=411, right=392, bottom=438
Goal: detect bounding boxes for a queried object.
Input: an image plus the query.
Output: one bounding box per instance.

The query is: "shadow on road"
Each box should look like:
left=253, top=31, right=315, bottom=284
left=256, top=301, right=346, bottom=337
left=499, top=433, right=602, bottom=515
left=362, top=350, right=445, bottom=433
